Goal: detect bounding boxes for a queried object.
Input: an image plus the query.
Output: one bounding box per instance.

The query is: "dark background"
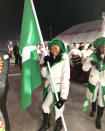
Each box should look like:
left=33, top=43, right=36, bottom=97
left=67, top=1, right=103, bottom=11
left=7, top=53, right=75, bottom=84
left=0, top=0, right=105, bottom=41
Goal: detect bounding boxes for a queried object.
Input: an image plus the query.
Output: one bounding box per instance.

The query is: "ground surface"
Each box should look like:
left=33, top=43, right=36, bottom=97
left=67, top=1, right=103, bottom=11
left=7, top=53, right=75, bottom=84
left=7, top=62, right=105, bottom=131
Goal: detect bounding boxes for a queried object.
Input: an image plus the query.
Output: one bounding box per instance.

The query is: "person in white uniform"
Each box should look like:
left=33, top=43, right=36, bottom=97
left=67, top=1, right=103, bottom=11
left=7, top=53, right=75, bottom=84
left=38, top=38, right=70, bottom=131
left=69, top=43, right=81, bottom=58
left=81, top=45, right=87, bottom=62
left=86, top=43, right=94, bottom=57
left=82, top=37, right=105, bottom=129
left=69, top=43, right=81, bottom=67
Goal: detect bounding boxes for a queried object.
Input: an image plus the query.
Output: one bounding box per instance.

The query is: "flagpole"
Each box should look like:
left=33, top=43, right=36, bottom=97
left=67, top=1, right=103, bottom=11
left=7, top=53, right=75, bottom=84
left=47, top=62, right=68, bottom=131
left=30, top=0, right=46, bottom=54
left=30, top=0, right=68, bottom=130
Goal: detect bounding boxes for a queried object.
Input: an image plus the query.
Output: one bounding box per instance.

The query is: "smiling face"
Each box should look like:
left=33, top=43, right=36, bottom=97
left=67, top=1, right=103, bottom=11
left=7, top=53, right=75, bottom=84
left=51, top=45, right=60, bottom=57
left=99, top=44, right=105, bottom=54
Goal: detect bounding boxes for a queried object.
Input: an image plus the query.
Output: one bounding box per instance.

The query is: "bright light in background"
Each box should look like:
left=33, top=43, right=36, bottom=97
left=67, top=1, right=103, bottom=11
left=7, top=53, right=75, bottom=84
left=9, top=41, right=13, bottom=45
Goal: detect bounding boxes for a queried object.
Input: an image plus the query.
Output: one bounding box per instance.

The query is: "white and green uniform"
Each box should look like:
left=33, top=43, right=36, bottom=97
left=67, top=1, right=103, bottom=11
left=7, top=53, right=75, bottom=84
left=82, top=54, right=105, bottom=111
left=41, top=54, right=70, bottom=120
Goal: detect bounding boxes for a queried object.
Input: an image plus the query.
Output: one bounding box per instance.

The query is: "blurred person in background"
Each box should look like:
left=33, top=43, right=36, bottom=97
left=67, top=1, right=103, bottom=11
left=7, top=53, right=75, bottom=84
left=78, top=42, right=84, bottom=51
left=86, top=44, right=94, bottom=57
left=69, top=43, right=82, bottom=81
left=8, top=44, right=13, bottom=58
left=81, top=45, right=87, bottom=62
left=13, top=44, right=19, bottom=67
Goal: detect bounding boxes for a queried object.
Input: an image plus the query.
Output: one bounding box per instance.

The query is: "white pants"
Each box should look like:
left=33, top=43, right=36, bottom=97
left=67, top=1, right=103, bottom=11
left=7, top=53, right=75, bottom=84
left=93, top=82, right=104, bottom=107
left=42, top=90, right=64, bottom=120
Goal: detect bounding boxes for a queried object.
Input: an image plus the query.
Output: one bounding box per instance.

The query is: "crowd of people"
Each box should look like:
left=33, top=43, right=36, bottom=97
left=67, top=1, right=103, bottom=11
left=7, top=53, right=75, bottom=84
left=69, top=42, right=94, bottom=83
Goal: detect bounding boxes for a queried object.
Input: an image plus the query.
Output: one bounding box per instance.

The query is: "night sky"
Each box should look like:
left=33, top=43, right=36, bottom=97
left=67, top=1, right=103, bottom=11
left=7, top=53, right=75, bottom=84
left=0, top=0, right=105, bottom=41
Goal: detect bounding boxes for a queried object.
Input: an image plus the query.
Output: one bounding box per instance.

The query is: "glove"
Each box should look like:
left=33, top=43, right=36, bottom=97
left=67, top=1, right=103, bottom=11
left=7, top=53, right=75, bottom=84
left=55, top=97, right=65, bottom=109
left=90, top=60, right=99, bottom=70
left=42, top=55, right=50, bottom=66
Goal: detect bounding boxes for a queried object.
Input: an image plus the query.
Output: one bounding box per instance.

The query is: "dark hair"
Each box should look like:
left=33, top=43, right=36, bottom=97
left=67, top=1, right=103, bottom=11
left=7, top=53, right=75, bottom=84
left=88, top=44, right=93, bottom=49
left=81, top=45, right=85, bottom=50
left=95, top=48, right=105, bottom=64
left=49, top=52, right=62, bottom=66
left=79, top=42, right=83, bottom=45
left=73, top=43, right=77, bottom=46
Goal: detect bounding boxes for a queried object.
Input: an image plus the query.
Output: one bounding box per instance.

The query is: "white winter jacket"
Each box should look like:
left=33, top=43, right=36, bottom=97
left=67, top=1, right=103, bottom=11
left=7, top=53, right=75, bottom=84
left=82, top=55, right=105, bottom=86
left=41, top=54, right=70, bottom=100
left=82, top=53, right=105, bottom=105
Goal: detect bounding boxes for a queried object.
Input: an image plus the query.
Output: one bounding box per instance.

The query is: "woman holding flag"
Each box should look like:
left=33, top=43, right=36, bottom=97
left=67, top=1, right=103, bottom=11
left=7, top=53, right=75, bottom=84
left=82, top=37, right=105, bottom=129
left=38, top=38, right=70, bottom=131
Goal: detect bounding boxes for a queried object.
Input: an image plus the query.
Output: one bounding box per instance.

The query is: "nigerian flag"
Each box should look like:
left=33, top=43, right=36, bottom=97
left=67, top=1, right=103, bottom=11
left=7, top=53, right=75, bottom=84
left=19, top=0, right=41, bottom=110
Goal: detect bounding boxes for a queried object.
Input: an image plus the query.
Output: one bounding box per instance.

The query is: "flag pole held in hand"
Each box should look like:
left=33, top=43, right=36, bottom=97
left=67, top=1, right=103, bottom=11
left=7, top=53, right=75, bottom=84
left=47, top=62, right=68, bottom=131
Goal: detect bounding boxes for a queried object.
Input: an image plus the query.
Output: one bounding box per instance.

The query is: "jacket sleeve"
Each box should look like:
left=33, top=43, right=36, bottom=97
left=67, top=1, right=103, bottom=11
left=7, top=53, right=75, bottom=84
left=82, top=56, right=92, bottom=72
left=41, top=67, right=48, bottom=78
left=60, top=55, right=70, bottom=99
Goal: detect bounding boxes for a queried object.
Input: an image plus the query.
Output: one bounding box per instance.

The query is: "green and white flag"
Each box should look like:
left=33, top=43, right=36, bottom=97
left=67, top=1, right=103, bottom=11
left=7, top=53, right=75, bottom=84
left=19, top=0, right=41, bottom=111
